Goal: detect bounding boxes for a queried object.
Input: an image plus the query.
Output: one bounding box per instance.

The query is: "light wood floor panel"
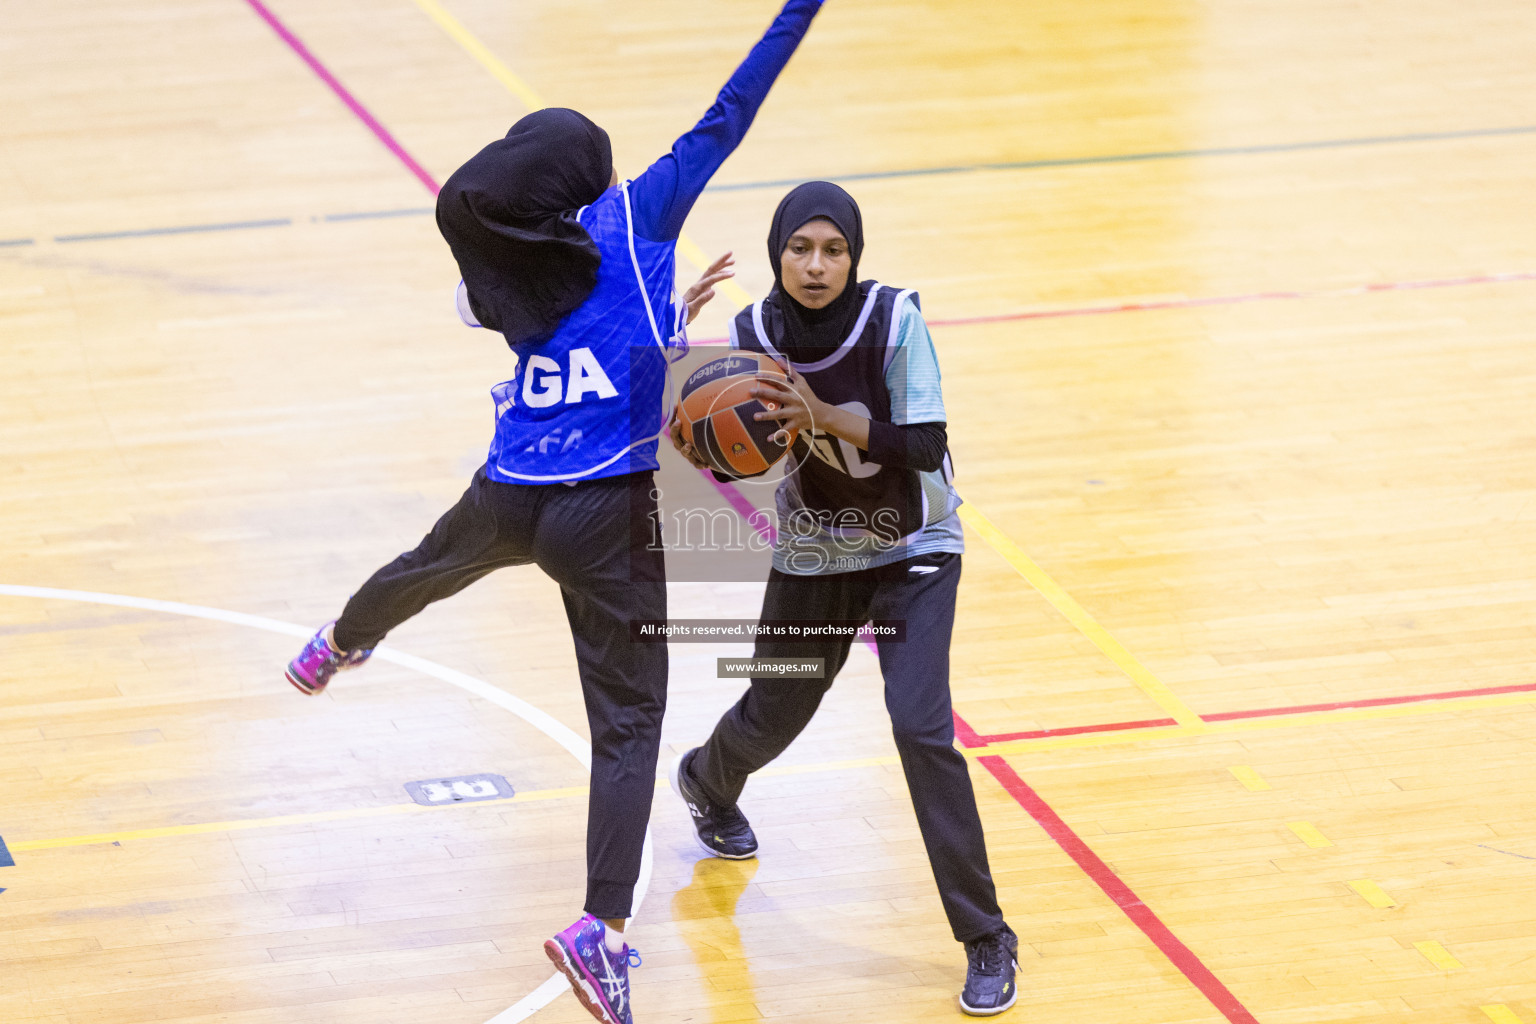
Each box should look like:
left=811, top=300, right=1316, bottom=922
left=6, top=0, right=1536, bottom=1021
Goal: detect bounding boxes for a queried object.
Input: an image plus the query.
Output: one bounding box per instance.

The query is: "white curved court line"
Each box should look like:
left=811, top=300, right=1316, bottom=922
left=0, top=583, right=654, bottom=1024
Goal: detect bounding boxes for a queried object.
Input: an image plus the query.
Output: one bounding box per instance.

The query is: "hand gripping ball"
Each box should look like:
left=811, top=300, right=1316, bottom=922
left=676, top=351, right=798, bottom=478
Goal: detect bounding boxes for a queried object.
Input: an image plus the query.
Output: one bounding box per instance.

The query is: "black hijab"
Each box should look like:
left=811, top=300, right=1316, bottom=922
left=436, top=108, right=613, bottom=346
left=764, top=181, right=866, bottom=361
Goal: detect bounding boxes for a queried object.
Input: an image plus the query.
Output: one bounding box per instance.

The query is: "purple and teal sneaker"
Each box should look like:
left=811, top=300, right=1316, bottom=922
left=284, top=621, right=372, bottom=696
left=544, top=914, right=642, bottom=1024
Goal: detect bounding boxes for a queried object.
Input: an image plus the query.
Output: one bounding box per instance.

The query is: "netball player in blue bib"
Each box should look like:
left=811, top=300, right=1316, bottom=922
left=669, top=182, right=1020, bottom=1016
left=281, top=6, right=825, bottom=1023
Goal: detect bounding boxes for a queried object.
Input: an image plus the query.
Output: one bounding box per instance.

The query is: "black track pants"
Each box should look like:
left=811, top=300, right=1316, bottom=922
left=332, top=467, right=667, bottom=920
left=687, top=552, right=1006, bottom=942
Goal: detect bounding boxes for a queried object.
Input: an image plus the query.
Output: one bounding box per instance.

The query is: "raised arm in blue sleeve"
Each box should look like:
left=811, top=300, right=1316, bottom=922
left=628, top=0, right=823, bottom=242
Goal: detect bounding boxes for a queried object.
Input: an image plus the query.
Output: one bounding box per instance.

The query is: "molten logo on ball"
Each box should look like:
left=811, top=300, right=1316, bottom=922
left=676, top=351, right=801, bottom=479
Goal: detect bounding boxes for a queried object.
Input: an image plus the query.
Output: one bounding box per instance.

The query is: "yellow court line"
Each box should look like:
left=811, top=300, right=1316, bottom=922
left=10, top=757, right=909, bottom=856
left=674, top=233, right=755, bottom=308
left=405, top=0, right=1201, bottom=729
left=15, top=683, right=1536, bottom=854
left=1483, top=1006, right=1528, bottom=1024
left=1347, top=879, right=1399, bottom=909
left=956, top=503, right=1205, bottom=730
left=1414, top=940, right=1464, bottom=971
left=1228, top=766, right=1271, bottom=791
left=1287, top=822, right=1332, bottom=849
left=408, top=0, right=542, bottom=109
left=404, top=0, right=1533, bottom=759
left=15, top=685, right=1532, bottom=858
left=407, top=0, right=755, bottom=309
left=9, top=784, right=588, bottom=854
left=23, top=678, right=1519, bottom=857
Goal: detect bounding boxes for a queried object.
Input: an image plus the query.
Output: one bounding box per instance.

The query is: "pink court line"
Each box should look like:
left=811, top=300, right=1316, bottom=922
left=926, top=270, right=1536, bottom=326
left=701, top=467, right=777, bottom=545
left=242, top=0, right=441, bottom=196
left=975, top=716, right=1179, bottom=744
left=951, top=711, right=986, bottom=747
left=217, top=17, right=1442, bottom=1017
left=233, top=0, right=1527, bottom=737
left=239, top=0, right=1536, bottom=342
left=687, top=268, right=1536, bottom=346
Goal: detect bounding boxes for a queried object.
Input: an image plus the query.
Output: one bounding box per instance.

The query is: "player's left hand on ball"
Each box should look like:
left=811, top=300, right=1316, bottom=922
left=683, top=251, right=735, bottom=324
left=751, top=365, right=819, bottom=445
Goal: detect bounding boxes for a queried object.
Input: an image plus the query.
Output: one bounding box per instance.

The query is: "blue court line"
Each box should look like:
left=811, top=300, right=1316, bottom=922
left=0, top=834, right=13, bottom=867
left=36, top=209, right=433, bottom=245
left=705, top=123, right=1536, bottom=193
left=55, top=218, right=293, bottom=243
left=321, top=206, right=434, bottom=222
left=21, top=123, right=1536, bottom=245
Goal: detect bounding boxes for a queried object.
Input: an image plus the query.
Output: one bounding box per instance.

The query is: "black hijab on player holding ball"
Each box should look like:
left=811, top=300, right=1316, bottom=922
left=760, top=180, right=948, bottom=472
left=435, top=107, right=615, bottom=347
left=763, top=180, right=866, bottom=362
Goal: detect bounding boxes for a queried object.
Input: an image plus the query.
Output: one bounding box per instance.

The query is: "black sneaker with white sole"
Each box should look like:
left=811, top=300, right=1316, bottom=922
left=669, top=748, right=759, bottom=860
left=960, top=925, right=1019, bottom=1016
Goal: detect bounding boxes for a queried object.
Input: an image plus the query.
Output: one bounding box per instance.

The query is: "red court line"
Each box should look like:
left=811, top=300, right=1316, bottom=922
left=951, top=711, right=986, bottom=748
left=696, top=396, right=1260, bottom=1020
left=975, top=750, right=1261, bottom=1024
left=968, top=680, right=1536, bottom=746
left=243, top=0, right=441, bottom=196
left=219, top=26, right=1469, bottom=1018
left=1201, top=679, right=1536, bottom=723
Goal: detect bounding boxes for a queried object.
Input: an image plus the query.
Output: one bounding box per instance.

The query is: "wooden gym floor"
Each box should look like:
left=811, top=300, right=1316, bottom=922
left=3, top=1, right=1536, bottom=1022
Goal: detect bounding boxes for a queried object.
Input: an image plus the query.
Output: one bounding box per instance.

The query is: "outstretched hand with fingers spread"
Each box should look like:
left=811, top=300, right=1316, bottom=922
left=682, top=251, right=736, bottom=324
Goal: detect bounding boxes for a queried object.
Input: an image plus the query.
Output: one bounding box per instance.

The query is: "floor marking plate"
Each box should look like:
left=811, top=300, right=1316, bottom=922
left=0, top=582, right=638, bottom=1024
left=405, top=774, right=515, bottom=806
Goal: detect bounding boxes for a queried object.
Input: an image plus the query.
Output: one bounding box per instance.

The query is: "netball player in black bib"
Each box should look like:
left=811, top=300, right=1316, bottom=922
left=668, top=182, right=1019, bottom=1016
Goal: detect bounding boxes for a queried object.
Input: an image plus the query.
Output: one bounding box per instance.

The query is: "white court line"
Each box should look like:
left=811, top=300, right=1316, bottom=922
left=0, top=583, right=649, bottom=1024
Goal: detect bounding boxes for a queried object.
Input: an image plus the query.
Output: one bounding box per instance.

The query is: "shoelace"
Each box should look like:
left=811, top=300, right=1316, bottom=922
left=626, top=947, right=642, bottom=969
left=715, top=804, right=753, bottom=837
left=966, top=936, right=1009, bottom=977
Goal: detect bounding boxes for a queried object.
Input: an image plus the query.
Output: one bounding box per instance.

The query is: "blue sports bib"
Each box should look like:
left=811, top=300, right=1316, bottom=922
left=485, top=182, right=684, bottom=483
